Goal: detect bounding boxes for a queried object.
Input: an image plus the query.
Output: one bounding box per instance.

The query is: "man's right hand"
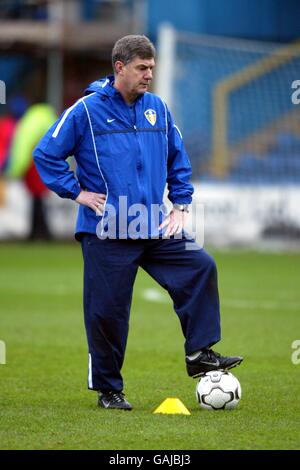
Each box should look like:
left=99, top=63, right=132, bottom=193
left=75, top=191, right=107, bottom=215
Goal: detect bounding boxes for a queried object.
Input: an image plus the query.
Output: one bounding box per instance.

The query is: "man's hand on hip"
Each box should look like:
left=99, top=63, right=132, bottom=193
left=75, top=191, right=106, bottom=215
left=159, top=208, right=187, bottom=237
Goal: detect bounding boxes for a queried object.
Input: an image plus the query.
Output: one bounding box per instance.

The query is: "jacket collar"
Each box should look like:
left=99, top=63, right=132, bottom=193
left=105, top=77, right=144, bottom=104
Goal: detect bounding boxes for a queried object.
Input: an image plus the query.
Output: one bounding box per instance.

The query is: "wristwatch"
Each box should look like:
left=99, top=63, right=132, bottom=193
left=173, top=203, right=190, bottom=213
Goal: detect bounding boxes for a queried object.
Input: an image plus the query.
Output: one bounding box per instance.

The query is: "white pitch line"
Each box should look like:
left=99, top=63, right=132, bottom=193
left=0, top=285, right=79, bottom=295
left=142, top=288, right=169, bottom=303
left=142, top=289, right=300, bottom=311
left=223, top=299, right=300, bottom=311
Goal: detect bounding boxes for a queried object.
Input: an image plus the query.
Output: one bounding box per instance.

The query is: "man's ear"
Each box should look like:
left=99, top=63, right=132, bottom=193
left=114, top=61, right=125, bottom=75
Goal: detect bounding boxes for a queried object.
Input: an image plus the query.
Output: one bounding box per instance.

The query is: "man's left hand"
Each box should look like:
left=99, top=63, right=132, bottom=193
left=159, top=208, right=187, bottom=237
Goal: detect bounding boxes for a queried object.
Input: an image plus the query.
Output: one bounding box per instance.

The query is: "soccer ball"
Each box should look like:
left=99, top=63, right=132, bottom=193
left=196, top=370, right=241, bottom=410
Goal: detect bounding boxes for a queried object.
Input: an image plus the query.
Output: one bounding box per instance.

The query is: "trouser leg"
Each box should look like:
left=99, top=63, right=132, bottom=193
left=81, top=236, right=141, bottom=392
left=141, top=237, right=221, bottom=355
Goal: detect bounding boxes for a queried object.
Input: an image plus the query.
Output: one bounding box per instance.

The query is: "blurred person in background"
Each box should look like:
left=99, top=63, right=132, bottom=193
left=0, top=96, right=28, bottom=207
left=6, top=102, right=57, bottom=240
left=33, top=35, right=243, bottom=410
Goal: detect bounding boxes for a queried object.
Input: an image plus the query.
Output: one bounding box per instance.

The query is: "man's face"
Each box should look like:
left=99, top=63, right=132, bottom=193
left=117, top=56, right=155, bottom=97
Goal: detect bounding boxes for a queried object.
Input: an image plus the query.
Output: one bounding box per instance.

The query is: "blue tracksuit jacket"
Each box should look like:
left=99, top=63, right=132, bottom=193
left=33, top=76, right=194, bottom=239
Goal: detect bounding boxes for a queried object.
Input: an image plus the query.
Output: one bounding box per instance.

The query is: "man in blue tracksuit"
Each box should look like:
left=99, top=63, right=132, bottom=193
left=34, top=35, right=243, bottom=410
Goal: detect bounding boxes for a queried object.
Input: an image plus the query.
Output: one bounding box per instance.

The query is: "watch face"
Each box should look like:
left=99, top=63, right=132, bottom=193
left=174, top=204, right=189, bottom=212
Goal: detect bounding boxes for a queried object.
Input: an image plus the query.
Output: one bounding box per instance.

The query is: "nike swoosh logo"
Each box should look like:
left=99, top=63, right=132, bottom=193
left=201, top=360, right=220, bottom=367
left=107, top=118, right=115, bottom=123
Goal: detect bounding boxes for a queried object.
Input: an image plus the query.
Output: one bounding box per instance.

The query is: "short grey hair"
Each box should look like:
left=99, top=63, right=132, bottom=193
left=112, top=35, right=156, bottom=71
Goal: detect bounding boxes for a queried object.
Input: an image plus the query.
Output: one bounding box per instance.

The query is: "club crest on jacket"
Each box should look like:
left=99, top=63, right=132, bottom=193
left=144, top=108, right=156, bottom=126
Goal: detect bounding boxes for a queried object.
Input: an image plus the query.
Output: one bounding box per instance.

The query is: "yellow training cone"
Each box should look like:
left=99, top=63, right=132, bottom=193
left=153, top=398, right=191, bottom=415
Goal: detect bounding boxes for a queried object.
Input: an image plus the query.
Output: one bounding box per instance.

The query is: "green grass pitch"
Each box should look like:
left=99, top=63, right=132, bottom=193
left=0, top=242, right=300, bottom=450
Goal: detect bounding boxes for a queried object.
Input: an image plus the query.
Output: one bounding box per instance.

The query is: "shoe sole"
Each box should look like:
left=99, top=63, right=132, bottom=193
left=188, top=358, right=243, bottom=378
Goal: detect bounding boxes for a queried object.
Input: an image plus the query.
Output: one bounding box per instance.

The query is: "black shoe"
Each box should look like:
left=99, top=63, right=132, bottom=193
left=98, top=391, right=133, bottom=410
left=186, top=348, right=243, bottom=378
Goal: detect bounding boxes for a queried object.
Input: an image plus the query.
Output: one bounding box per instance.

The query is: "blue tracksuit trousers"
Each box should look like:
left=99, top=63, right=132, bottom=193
left=81, top=234, right=221, bottom=392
